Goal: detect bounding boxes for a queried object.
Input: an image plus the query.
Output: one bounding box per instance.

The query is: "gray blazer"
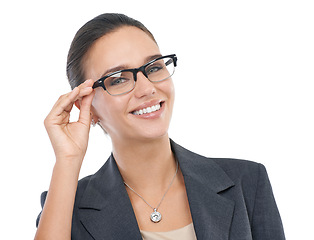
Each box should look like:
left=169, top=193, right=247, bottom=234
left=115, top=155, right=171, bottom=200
left=37, top=140, right=285, bottom=239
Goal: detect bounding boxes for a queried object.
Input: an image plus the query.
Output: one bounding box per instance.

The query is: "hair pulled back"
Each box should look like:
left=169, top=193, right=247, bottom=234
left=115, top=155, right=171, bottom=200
left=66, top=13, right=156, bottom=89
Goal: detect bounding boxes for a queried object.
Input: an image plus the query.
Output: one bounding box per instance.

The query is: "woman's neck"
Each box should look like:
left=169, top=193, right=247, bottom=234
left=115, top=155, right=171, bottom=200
left=111, top=136, right=177, bottom=191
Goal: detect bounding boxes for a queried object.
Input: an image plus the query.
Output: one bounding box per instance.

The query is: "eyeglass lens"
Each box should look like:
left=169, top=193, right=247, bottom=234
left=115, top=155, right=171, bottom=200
left=104, top=56, right=175, bottom=95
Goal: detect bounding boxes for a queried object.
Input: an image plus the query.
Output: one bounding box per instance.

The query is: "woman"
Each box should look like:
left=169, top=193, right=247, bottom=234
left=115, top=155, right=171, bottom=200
left=35, top=13, right=285, bottom=240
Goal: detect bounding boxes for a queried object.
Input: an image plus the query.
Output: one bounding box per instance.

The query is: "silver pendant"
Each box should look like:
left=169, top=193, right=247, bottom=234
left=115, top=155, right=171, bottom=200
left=150, top=209, right=162, bottom=223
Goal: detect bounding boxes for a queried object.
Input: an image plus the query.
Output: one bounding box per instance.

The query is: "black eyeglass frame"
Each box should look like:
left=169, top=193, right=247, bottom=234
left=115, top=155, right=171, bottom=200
left=92, top=54, right=177, bottom=95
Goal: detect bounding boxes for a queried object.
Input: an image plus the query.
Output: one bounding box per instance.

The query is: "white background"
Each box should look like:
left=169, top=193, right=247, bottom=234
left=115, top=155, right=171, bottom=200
left=1, top=0, right=313, bottom=239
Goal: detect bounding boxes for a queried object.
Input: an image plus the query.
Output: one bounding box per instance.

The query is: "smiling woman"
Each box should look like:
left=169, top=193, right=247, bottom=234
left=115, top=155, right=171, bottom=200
left=34, top=13, right=285, bottom=240
left=83, top=26, right=175, bottom=141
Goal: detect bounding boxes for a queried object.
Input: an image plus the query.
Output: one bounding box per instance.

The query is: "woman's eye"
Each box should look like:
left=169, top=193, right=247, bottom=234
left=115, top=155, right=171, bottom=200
left=109, top=77, right=128, bottom=86
left=147, top=64, right=163, bottom=74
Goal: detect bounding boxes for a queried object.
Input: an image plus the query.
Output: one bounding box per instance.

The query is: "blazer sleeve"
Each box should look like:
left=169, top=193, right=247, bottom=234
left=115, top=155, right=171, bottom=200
left=36, top=191, right=48, bottom=227
left=251, top=164, right=285, bottom=239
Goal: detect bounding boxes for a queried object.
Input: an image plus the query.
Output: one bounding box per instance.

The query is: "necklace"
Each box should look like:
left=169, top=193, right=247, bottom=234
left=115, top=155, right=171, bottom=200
left=124, top=160, right=179, bottom=223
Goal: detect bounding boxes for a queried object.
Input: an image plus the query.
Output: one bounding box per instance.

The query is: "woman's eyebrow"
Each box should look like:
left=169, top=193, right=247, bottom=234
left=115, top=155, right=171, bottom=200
left=144, top=54, right=162, bottom=63
left=100, top=65, right=129, bottom=78
left=100, top=54, right=163, bottom=78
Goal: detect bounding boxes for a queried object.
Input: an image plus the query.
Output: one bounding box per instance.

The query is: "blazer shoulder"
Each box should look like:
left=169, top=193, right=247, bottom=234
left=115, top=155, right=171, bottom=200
left=211, top=157, right=269, bottom=188
left=171, top=139, right=262, bottom=174
left=196, top=158, right=285, bottom=239
left=212, top=157, right=262, bottom=176
left=75, top=156, right=113, bottom=203
left=171, top=140, right=265, bottom=187
left=76, top=174, right=93, bottom=198
left=77, top=174, right=93, bottom=190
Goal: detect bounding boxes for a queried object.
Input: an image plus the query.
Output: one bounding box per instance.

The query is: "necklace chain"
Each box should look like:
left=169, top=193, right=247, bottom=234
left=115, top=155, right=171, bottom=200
left=124, top=160, right=179, bottom=212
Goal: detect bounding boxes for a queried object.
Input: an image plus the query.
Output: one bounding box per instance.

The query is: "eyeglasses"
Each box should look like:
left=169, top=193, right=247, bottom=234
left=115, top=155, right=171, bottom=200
left=92, top=54, right=177, bottom=96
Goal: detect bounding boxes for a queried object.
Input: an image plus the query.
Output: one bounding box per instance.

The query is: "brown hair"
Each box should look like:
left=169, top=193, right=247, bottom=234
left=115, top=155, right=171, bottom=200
left=66, top=13, right=156, bottom=89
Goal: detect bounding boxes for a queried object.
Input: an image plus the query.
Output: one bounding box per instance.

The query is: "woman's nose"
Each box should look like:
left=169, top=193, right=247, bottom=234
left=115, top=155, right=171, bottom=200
left=133, top=71, right=156, bottom=98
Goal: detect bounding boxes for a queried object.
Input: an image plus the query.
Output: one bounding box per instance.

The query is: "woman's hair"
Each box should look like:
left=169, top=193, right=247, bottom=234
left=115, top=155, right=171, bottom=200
left=66, top=13, right=157, bottom=89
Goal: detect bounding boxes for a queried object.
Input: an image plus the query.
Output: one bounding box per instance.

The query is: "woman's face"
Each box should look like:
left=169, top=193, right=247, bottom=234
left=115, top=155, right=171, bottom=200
left=83, top=26, right=175, bottom=143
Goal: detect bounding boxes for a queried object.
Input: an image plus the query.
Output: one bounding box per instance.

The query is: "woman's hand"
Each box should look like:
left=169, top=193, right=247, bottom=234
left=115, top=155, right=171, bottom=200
left=44, top=79, right=95, bottom=165
left=35, top=80, right=95, bottom=239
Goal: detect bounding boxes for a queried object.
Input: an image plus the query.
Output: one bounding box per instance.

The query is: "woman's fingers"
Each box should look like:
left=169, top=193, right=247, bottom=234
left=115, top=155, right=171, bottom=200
left=78, top=90, right=95, bottom=126
left=57, top=80, right=94, bottom=114
left=61, top=87, right=80, bottom=114
left=45, top=80, right=95, bottom=127
left=75, top=79, right=95, bottom=126
left=43, top=79, right=96, bottom=163
left=76, top=79, right=94, bottom=98
left=45, top=88, right=79, bottom=127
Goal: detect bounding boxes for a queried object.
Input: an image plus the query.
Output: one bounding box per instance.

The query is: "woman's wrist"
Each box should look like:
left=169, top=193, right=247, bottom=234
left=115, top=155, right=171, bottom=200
left=54, top=157, right=84, bottom=179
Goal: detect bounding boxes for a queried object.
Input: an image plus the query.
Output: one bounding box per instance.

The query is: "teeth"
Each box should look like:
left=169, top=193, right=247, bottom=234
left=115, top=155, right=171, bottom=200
left=133, top=104, right=161, bottom=115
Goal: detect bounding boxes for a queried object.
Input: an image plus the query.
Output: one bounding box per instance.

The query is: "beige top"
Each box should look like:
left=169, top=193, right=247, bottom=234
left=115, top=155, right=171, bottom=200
left=140, top=223, right=197, bottom=240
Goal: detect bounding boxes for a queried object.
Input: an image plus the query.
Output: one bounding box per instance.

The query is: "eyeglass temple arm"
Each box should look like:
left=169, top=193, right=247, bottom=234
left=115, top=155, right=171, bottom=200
left=92, top=80, right=101, bottom=89
left=173, top=56, right=178, bottom=67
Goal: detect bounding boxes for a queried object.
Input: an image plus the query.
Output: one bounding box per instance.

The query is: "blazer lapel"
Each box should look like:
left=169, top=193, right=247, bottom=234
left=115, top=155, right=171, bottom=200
left=77, top=140, right=235, bottom=239
left=78, top=155, right=142, bottom=240
left=171, top=140, right=235, bottom=240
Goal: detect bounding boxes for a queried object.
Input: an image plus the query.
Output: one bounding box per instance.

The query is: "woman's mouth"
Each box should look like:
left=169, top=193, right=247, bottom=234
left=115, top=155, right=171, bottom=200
left=132, top=102, right=163, bottom=115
